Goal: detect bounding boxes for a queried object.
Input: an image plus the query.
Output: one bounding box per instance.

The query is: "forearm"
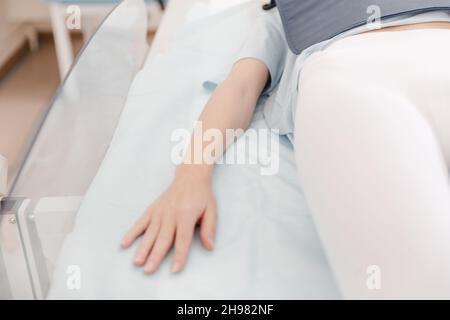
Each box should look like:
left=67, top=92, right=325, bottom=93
left=177, top=60, right=267, bottom=179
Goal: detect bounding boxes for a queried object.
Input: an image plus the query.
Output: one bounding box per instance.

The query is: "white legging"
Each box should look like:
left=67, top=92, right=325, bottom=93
left=294, top=29, right=450, bottom=299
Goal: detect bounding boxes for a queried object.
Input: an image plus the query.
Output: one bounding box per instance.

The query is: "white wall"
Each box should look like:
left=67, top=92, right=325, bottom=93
left=0, top=0, right=27, bottom=69
left=6, top=0, right=50, bottom=22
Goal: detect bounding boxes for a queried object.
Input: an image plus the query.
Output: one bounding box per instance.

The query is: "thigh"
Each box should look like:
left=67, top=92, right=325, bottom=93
left=414, top=43, right=450, bottom=170
left=294, top=38, right=450, bottom=298
left=322, top=28, right=450, bottom=170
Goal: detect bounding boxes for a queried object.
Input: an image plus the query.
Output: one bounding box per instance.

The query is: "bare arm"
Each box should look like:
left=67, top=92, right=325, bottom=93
left=121, top=58, right=269, bottom=273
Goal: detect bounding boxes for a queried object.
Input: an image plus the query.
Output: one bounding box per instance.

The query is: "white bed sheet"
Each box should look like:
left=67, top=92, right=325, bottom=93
left=47, top=0, right=340, bottom=299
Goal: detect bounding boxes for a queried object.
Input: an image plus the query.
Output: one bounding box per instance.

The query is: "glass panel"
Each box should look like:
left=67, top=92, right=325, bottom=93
left=1, top=0, right=150, bottom=299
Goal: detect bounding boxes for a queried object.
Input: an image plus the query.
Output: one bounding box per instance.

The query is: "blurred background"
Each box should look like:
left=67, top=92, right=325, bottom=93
left=0, top=0, right=163, bottom=184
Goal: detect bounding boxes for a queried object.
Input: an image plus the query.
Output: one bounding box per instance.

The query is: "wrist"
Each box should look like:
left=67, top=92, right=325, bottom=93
left=175, top=163, right=214, bottom=183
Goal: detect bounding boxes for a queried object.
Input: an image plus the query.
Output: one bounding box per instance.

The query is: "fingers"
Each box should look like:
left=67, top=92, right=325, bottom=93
left=144, top=221, right=176, bottom=274
left=171, top=219, right=196, bottom=273
left=124, top=196, right=217, bottom=274
left=133, top=216, right=161, bottom=266
left=121, top=208, right=153, bottom=249
left=200, top=200, right=217, bottom=251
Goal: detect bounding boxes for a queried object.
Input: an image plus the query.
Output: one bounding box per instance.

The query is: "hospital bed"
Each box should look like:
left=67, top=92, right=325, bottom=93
left=0, top=0, right=340, bottom=300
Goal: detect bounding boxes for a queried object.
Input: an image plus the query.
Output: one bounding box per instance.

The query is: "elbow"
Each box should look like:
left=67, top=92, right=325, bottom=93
left=221, top=76, right=262, bottom=106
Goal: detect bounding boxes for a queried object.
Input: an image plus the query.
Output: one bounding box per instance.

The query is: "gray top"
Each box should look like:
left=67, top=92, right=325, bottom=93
left=276, top=0, right=450, bottom=54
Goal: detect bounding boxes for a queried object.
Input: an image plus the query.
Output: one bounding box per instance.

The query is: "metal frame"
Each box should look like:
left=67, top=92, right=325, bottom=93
left=0, top=198, right=34, bottom=299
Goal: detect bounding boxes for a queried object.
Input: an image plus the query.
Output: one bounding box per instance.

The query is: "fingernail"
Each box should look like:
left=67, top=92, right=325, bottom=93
left=144, top=261, right=156, bottom=274
left=207, top=237, right=215, bottom=250
left=171, top=261, right=182, bottom=273
left=134, top=257, right=144, bottom=266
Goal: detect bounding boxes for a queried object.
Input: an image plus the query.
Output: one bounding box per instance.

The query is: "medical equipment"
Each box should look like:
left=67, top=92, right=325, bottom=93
left=275, top=0, right=450, bottom=54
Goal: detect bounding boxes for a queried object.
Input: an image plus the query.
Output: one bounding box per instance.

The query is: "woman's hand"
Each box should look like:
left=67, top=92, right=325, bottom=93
left=121, top=166, right=216, bottom=274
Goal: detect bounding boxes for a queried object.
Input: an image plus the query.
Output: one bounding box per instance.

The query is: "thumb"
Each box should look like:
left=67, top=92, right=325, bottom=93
left=200, top=199, right=217, bottom=251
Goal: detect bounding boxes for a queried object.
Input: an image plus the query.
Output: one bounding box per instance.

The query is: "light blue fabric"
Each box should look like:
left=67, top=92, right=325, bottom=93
left=202, top=11, right=287, bottom=97
left=233, top=12, right=288, bottom=96
left=204, top=8, right=450, bottom=144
